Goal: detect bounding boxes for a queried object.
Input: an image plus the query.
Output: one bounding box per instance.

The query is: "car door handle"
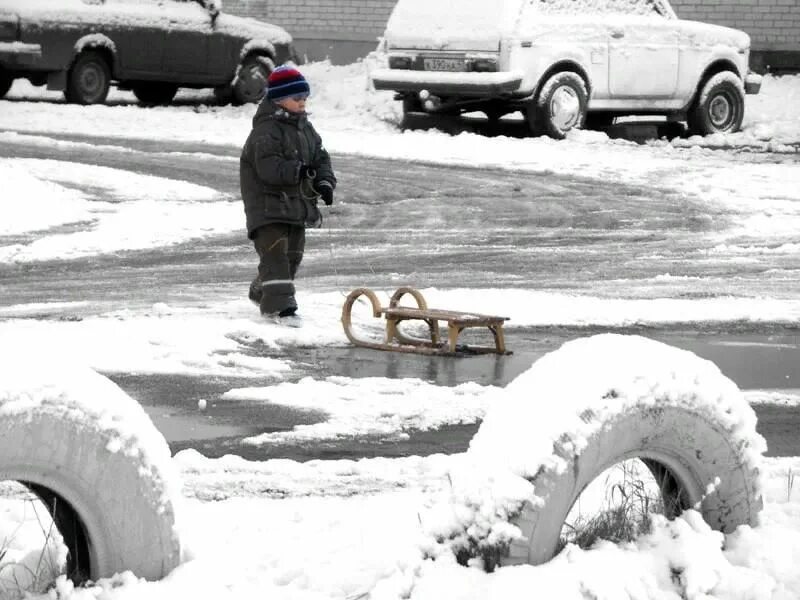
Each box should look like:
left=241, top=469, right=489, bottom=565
left=611, top=30, right=625, bottom=39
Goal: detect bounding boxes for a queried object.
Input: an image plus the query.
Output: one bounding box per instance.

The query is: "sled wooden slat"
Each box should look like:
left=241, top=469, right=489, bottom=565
left=341, top=286, right=510, bottom=356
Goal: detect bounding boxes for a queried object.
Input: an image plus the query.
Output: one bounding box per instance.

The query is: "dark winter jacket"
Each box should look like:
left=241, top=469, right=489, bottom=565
left=240, top=100, right=337, bottom=238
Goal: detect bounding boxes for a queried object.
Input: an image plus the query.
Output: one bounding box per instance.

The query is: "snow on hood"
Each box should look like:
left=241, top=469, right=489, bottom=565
left=676, top=18, right=751, bottom=51
left=214, top=12, right=292, bottom=46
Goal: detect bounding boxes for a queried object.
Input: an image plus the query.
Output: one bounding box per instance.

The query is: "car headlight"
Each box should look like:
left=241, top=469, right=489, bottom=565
left=0, top=13, right=19, bottom=42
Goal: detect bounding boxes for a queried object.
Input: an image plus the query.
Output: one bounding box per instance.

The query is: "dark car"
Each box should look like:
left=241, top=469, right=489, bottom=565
left=0, top=0, right=296, bottom=105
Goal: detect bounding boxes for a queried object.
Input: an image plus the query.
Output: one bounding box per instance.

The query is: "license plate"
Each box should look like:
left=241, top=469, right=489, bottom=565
left=423, top=57, right=466, bottom=72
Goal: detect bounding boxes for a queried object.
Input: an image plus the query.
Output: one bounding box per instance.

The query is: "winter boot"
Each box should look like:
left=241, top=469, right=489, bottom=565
left=259, top=280, right=297, bottom=317
left=248, top=277, right=262, bottom=305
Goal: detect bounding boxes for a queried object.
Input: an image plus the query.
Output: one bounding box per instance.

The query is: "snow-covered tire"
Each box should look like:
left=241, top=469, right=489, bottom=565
left=462, top=334, right=764, bottom=568
left=233, top=54, right=274, bottom=105
left=687, top=72, right=745, bottom=136
left=0, top=354, right=182, bottom=582
left=504, top=404, right=761, bottom=565
left=528, top=71, right=588, bottom=139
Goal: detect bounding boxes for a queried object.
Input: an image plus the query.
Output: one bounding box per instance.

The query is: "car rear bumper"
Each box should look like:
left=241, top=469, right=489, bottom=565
left=0, top=41, right=42, bottom=69
left=744, top=71, right=762, bottom=95
left=370, top=68, right=523, bottom=96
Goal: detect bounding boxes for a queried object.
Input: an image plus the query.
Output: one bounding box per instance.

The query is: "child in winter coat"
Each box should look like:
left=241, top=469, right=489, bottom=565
left=239, top=66, right=337, bottom=320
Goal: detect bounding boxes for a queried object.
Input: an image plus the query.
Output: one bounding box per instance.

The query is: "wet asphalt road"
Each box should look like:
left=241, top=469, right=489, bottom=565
left=1, top=128, right=798, bottom=460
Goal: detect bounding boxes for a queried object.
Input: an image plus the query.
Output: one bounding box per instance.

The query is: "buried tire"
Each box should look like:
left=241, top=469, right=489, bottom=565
left=504, top=404, right=762, bottom=566
left=0, top=358, right=182, bottom=583
left=457, top=334, right=764, bottom=569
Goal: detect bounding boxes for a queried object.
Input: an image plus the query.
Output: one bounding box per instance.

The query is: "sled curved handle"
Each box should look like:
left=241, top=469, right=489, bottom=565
left=341, top=287, right=385, bottom=349
left=388, top=286, right=428, bottom=311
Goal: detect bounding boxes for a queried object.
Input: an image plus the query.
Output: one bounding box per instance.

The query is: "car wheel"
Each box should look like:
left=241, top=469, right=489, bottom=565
left=527, top=71, right=588, bottom=139
left=687, top=72, right=745, bottom=136
left=0, top=69, right=13, bottom=99
left=64, top=51, right=111, bottom=105
left=132, top=82, right=179, bottom=106
left=233, top=55, right=274, bottom=105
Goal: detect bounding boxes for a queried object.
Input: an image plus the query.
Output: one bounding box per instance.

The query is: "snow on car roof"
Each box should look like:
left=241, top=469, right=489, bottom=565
left=385, top=0, right=678, bottom=43
left=385, top=0, right=527, bottom=45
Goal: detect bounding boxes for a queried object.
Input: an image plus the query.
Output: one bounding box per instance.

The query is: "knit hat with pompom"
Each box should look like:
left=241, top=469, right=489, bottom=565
left=266, top=66, right=310, bottom=102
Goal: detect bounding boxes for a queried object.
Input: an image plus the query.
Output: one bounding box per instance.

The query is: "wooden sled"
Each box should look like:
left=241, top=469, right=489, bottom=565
left=341, top=287, right=510, bottom=356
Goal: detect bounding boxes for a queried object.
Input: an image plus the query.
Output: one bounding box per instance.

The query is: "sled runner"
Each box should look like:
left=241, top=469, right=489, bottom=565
left=341, top=287, right=510, bottom=356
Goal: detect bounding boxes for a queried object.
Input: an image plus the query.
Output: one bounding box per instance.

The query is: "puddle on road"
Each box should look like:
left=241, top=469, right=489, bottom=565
left=109, top=328, right=800, bottom=461
left=656, top=331, right=800, bottom=390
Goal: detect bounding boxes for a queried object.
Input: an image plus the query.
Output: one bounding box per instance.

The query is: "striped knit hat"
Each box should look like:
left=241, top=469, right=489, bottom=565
left=266, top=66, right=310, bottom=102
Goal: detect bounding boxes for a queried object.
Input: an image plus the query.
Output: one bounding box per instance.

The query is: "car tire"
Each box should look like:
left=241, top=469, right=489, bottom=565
left=232, top=55, right=274, bottom=105
left=64, top=51, right=111, bottom=105
left=132, top=82, right=178, bottom=106
left=501, top=403, right=762, bottom=566
left=0, top=69, right=13, bottom=99
left=528, top=71, right=588, bottom=139
left=0, top=381, right=182, bottom=582
left=687, top=72, right=745, bottom=136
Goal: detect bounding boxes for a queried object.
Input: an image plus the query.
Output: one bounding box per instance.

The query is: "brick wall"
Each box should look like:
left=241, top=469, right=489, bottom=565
left=223, top=0, right=395, bottom=62
left=670, top=0, right=800, bottom=52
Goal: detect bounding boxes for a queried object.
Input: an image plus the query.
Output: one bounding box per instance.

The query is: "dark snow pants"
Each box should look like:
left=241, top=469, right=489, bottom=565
left=248, top=223, right=306, bottom=315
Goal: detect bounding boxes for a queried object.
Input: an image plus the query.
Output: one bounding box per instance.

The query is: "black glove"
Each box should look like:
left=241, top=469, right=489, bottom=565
left=316, top=180, right=334, bottom=206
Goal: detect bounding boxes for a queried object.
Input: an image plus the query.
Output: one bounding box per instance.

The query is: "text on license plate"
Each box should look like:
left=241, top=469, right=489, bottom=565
left=423, top=58, right=466, bottom=72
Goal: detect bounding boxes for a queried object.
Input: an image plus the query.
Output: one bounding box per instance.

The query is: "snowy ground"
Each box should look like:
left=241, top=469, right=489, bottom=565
left=0, top=59, right=799, bottom=598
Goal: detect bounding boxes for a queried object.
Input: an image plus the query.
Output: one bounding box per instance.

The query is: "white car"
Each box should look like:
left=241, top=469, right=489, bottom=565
left=370, top=0, right=762, bottom=138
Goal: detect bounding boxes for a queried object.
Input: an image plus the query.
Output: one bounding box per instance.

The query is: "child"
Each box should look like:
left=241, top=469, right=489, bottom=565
left=239, top=65, right=336, bottom=321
